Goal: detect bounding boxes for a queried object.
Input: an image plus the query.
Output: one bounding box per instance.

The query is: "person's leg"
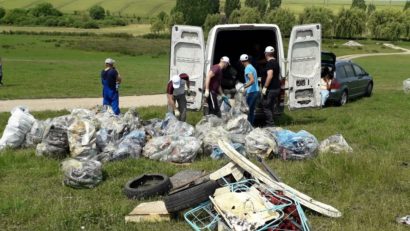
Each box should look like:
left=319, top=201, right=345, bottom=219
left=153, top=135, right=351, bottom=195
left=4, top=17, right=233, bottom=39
left=271, top=89, right=281, bottom=114
left=207, top=92, right=220, bottom=117
left=320, top=90, right=329, bottom=107
left=0, top=75, right=3, bottom=85
left=178, top=94, right=187, bottom=122
left=111, top=91, right=120, bottom=115
left=263, top=90, right=275, bottom=126
left=246, top=92, right=258, bottom=125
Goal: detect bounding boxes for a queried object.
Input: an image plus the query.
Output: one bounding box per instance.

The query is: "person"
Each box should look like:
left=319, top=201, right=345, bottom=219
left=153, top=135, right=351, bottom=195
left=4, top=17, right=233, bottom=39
left=320, top=67, right=332, bottom=107
left=204, top=56, right=230, bottom=117
left=0, top=58, right=3, bottom=86
left=166, top=73, right=190, bottom=121
left=101, top=58, right=122, bottom=115
left=261, top=46, right=281, bottom=126
left=239, top=54, right=259, bottom=125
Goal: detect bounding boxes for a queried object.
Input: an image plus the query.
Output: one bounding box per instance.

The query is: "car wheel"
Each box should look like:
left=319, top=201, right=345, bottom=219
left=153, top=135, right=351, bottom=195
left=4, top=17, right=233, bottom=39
left=337, top=90, right=348, bottom=106
left=365, top=83, right=373, bottom=97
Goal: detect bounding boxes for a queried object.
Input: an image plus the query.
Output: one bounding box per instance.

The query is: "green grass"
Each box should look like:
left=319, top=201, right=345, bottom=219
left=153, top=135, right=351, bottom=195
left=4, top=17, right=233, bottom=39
left=1, top=55, right=410, bottom=230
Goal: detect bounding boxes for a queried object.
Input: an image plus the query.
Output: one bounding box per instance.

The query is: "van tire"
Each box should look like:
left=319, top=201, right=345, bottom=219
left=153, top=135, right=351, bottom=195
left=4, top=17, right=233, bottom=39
left=124, top=174, right=171, bottom=199
left=164, top=180, right=219, bottom=213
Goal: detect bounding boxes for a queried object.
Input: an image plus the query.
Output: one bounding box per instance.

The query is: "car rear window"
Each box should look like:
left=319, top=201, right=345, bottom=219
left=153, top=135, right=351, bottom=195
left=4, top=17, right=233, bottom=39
left=343, top=64, right=355, bottom=77
left=336, top=65, right=346, bottom=79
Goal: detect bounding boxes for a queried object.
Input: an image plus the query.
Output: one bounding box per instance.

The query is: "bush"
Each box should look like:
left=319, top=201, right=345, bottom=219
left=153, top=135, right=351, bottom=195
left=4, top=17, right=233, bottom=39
left=0, top=7, right=5, bottom=19
left=264, top=8, right=296, bottom=37
left=367, top=3, right=376, bottom=15
left=245, top=0, right=267, bottom=15
left=204, top=14, right=222, bottom=33
left=30, top=3, right=62, bottom=17
left=299, top=6, right=334, bottom=37
left=229, top=7, right=261, bottom=23
left=174, top=0, right=218, bottom=26
left=404, top=1, right=410, bottom=11
left=268, top=0, right=281, bottom=10
left=82, top=21, right=99, bottom=29
left=168, top=11, right=184, bottom=27
left=89, top=5, right=105, bottom=20
left=225, top=0, right=241, bottom=19
left=334, top=8, right=367, bottom=39
left=351, top=0, right=367, bottom=11
left=2, top=8, right=29, bottom=25
left=150, top=11, right=169, bottom=34
left=368, top=9, right=406, bottom=40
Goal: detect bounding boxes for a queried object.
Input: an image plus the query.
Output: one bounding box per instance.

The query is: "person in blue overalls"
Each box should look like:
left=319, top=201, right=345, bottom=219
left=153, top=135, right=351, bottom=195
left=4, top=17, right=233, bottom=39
left=101, top=58, right=122, bottom=115
left=239, top=54, right=260, bottom=125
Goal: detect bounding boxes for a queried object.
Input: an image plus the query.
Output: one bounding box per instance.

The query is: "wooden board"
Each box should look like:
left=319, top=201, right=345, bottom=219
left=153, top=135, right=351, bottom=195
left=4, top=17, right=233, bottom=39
left=218, top=140, right=342, bottom=218
left=125, top=201, right=170, bottom=223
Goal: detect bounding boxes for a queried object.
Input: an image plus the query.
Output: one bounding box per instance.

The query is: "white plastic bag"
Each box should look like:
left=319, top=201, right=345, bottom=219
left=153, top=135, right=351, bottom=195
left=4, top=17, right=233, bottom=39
left=245, top=128, right=278, bottom=158
left=0, top=106, right=36, bottom=150
left=319, top=134, right=353, bottom=154
left=403, top=78, right=410, bottom=94
left=67, top=117, right=98, bottom=159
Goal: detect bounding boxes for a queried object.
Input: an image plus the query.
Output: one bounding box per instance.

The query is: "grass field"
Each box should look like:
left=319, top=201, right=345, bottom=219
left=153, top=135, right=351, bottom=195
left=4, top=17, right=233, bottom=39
left=0, top=0, right=405, bottom=16
left=0, top=33, right=406, bottom=100
left=0, top=54, right=409, bottom=230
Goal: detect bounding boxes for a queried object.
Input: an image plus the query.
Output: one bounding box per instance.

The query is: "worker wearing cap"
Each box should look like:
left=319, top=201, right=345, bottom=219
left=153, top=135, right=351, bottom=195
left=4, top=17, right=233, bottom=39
left=240, top=54, right=259, bottom=125
left=261, top=46, right=281, bottom=126
left=204, top=56, right=230, bottom=117
left=166, top=73, right=190, bottom=121
left=101, top=58, right=122, bottom=115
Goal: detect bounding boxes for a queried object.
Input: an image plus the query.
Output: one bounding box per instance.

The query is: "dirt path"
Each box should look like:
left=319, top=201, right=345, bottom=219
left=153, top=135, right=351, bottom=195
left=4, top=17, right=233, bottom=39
left=1, top=44, right=409, bottom=113
left=0, top=95, right=167, bottom=112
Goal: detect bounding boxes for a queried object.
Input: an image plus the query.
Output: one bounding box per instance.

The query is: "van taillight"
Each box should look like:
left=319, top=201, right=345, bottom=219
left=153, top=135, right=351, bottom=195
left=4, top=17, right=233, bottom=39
left=330, top=79, right=341, bottom=89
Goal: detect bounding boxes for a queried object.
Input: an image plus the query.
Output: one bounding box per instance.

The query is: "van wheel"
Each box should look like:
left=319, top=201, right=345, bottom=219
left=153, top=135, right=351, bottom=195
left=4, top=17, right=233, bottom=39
left=337, top=91, right=348, bottom=106
left=365, top=83, right=373, bottom=97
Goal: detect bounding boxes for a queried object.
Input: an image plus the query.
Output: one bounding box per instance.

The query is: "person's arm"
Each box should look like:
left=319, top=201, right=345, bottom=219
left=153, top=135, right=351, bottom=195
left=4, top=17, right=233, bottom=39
left=116, top=70, right=122, bottom=83
left=244, top=72, right=255, bottom=89
left=204, top=70, right=215, bottom=97
left=167, top=94, right=176, bottom=110
left=264, top=70, right=273, bottom=88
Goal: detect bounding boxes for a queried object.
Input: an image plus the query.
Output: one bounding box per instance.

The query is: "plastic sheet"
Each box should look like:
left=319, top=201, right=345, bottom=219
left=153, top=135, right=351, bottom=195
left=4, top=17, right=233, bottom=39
left=245, top=128, right=278, bottom=159
left=143, top=136, right=201, bottom=163
left=111, top=130, right=146, bottom=161
left=161, top=113, right=195, bottom=137
left=36, top=115, right=71, bottom=159
left=0, top=106, right=36, bottom=150
left=61, top=158, right=103, bottom=189
left=195, top=115, right=224, bottom=140
left=273, top=129, right=319, bottom=160
left=211, top=143, right=245, bottom=160
left=319, top=134, right=353, bottom=154
left=23, top=119, right=51, bottom=148
left=225, top=114, right=253, bottom=135
left=67, top=117, right=98, bottom=159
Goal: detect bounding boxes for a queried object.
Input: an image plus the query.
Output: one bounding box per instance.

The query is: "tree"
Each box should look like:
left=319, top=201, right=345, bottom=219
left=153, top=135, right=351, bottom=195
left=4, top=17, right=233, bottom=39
left=404, top=10, right=410, bottom=38
left=405, top=1, right=410, bottom=11
left=30, top=3, right=62, bottom=17
left=368, top=9, right=405, bottom=40
left=367, top=3, right=376, bottom=15
left=204, top=14, right=221, bottom=33
left=209, top=0, right=220, bottom=14
left=245, top=0, right=267, bottom=15
left=264, top=8, right=295, bottom=36
left=225, top=0, right=241, bottom=18
left=351, top=0, right=367, bottom=11
left=89, top=5, right=105, bottom=20
left=168, top=11, right=184, bottom=27
left=334, top=8, right=366, bottom=39
left=150, top=11, right=169, bottom=34
left=268, top=0, right=281, bottom=10
left=0, top=7, right=5, bottom=19
left=299, top=6, right=334, bottom=37
left=228, top=7, right=261, bottom=23
left=174, top=0, right=217, bottom=26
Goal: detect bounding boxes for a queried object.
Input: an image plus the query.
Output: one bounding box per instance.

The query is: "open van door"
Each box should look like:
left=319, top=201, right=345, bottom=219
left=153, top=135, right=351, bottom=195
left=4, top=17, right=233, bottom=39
left=170, top=25, right=205, bottom=110
left=287, top=24, right=322, bottom=109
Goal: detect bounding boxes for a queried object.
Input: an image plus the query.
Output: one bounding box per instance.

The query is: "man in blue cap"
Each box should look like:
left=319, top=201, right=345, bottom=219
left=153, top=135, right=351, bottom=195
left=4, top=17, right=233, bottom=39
left=101, top=58, right=121, bottom=115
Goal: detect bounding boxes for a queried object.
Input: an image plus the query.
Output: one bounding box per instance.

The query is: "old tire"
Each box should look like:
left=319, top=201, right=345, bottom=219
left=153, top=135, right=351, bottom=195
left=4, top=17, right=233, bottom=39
left=164, top=180, right=219, bottom=213
left=365, top=82, right=373, bottom=97
left=124, top=174, right=171, bottom=199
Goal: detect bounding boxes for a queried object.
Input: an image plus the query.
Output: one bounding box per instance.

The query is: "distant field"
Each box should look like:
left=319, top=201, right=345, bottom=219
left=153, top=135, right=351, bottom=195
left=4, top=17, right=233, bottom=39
left=0, top=0, right=405, bottom=16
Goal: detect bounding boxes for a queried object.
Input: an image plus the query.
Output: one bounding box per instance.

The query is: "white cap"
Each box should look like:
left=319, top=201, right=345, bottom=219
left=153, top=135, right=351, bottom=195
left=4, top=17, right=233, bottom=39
left=221, top=56, right=230, bottom=65
left=240, top=54, right=249, bottom=61
left=264, top=46, right=275, bottom=53
left=105, top=58, right=115, bottom=64
left=171, top=75, right=181, bottom=88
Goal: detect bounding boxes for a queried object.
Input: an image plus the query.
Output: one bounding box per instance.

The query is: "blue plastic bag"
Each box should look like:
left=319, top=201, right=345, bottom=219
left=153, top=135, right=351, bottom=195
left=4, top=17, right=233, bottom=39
left=273, top=129, right=319, bottom=160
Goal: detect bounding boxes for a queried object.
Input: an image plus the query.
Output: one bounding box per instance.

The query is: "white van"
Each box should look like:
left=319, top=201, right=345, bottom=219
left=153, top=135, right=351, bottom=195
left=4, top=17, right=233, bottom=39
left=169, top=24, right=322, bottom=111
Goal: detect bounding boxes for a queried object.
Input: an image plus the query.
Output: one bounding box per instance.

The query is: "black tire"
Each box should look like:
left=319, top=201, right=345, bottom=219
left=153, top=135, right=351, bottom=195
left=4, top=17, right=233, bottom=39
left=337, top=90, right=348, bottom=106
left=124, top=174, right=171, bottom=200
left=164, top=180, right=219, bottom=213
left=365, top=82, right=373, bottom=97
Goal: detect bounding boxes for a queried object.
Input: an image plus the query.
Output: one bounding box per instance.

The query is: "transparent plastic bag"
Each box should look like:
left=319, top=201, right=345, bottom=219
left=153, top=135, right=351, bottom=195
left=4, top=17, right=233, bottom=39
left=245, top=128, right=278, bottom=159
left=319, top=134, right=353, bottom=154
left=61, top=158, right=103, bottom=189
left=67, top=117, right=98, bottom=159
left=225, top=114, right=253, bottom=135
left=143, top=118, right=164, bottom=138
left=230, top=90, right=249, bottom=118
left=403, top=78, right=410, bottom=94
left=211, top=142, right=246, bottom=160
left=24, top=119, right=51, bottom=148
left=195, top=115, right=224, bottom=140
left=273, top=129, right=319, bottom=160
left=121, top=107, right=142, bottom=132
left=202, top=126, right=230, bottom=155
left=161, top=113, right=195, bottom=137
left=110, top=130, right=146, bottom=161
left=36, top=115, right=71, bottom=158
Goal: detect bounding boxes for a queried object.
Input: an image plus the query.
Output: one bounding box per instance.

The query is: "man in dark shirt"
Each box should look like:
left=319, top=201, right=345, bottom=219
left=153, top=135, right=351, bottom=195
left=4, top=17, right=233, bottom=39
left=204, top=56, right=230, bottom=117
left=166, top=73, right=190, bottom=121
left=261, top=46, right=281, bottom=126
left=101, top=58, right=122, bottom=115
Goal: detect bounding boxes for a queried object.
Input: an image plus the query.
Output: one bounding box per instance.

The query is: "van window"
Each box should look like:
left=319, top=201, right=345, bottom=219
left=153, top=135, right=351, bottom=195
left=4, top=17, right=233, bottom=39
left=343, top=64, right=355, bottom=77
left=336, top=65, right=347, bottom=79
left=352, top=64, right=364, bottom=75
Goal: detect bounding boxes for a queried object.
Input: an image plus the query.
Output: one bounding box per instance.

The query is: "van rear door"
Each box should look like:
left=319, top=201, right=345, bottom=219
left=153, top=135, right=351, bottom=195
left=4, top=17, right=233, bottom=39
left=287, top=24, right=322, bottom=109
left=170, top=25, right=205, bottom=110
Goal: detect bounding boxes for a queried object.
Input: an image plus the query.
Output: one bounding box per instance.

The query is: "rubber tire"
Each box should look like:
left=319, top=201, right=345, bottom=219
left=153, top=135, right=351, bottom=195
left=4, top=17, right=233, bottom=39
left=365, top=82, right=373, bottom=97
left=124, top=174, right=171, bottom=200
left=337, top=90, right=348, bottom=106
left=164, top=180, right=219, bottom=213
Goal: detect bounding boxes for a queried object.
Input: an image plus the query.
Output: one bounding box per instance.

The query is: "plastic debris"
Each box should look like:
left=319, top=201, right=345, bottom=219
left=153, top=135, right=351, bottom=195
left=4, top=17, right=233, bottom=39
left=211, top=143, right=245, bottom=160
left=245, top=128, right=278, bottom=159
left=403, top=78, right=410, bottom=94
left=195, top=115, right=224, bottom=140
left=36, top=115, right=71, bottom=159
left=202, top=126, right=230, bottom=155
left=225, top=114, right=253, bottom=135
left=161, top=113, right=195, bottom=137
left=111, top=130, right=146, bottom=161
left=143, top=136, right=201, bottom=163
left=143, top=118, right=164, bottom=138
left=397, top=215, right=410, bottom=226
left=0, top=106, right=36, bottom=150
left=23, top=119, right=51, bottom=148
left=61, top=158, right=103, bottom=189
left=273, top=129, right=319, bottom=160
left=67, top=117, right=98, bottom=159
left=319, top=134, right=353, bottom=154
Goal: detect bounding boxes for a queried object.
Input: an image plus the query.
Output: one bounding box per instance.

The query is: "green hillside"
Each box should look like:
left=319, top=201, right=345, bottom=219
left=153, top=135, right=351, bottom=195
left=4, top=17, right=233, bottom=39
left=0, top=0, right=405, bottom=17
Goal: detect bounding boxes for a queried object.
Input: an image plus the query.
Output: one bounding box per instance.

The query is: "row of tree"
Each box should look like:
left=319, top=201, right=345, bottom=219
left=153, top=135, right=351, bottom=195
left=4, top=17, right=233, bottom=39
left=150, top=0, right=410, bottom=41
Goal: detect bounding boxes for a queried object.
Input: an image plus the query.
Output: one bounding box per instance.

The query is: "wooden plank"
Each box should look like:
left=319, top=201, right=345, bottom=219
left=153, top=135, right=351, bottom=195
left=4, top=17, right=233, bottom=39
left=125, top=201, right=171, bottom=223
left=218, top=140, right=342, bottom=218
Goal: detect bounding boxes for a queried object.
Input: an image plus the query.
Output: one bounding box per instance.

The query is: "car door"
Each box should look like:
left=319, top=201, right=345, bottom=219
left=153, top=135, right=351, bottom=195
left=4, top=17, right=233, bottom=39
left=287, top=24, right=322, bottom=109
left=170, top=25, right=205, bottom=110
left=342, top=63, right=359, bottom=96
left=352, top=63, right=368, bottom=95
